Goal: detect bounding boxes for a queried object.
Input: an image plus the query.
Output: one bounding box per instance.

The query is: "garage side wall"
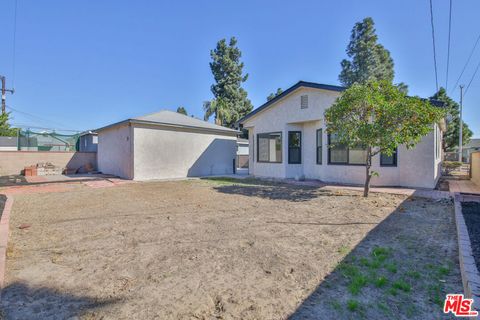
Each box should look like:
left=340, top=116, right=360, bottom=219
left=133, top=125, right=237, bottom=180
left=97, top=124, right=133, bottom=179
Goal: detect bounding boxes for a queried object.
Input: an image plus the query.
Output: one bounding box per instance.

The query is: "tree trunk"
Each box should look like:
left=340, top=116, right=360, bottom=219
left=363, top=147, right=372, bottom=197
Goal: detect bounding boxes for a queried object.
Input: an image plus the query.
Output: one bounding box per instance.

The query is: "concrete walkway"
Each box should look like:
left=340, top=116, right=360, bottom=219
left=449, top=179, right=480, bottom=195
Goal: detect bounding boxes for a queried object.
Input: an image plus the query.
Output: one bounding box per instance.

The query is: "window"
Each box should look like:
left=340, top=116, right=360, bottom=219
left=301, top=95, right=308, bottom=109
left=288, top=131, right=301, bottom=164
left=328, top=133, right=348, bottom=164
left=328, top=133, right=367, bottom=165
left=316, top=129, right=322, bottom=164
left=380, top=148, right=397, bottom=166
left=349, top=146, right=367, bottom=164
left=92, top=136, right=98, bottom=144
left=257, top=132, right=282, bottom=163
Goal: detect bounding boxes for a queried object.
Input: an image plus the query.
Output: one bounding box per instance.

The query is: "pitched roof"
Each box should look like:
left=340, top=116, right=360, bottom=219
left=238, top=81, right=345, bottom=124
left=96, top=110, right=239, bottom=135
left=238, top=80, right=445, bottom=125
left=465, top=139, right=480, bottom=149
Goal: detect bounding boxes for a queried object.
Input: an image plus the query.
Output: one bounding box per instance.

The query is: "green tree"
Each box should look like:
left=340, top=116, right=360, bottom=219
left=206, top=37, right=252, bottom=127
left=176, top=106, right=187, bottom=116
left=325, top=80, right=444, bottom=197
left=0, top=112, right=17, bottom=136
left=203, top=99, right=231, bottom=126
left=430, top=87, right=473, bottom=151
left=339, top=17, right=395, bottom=87
left=267, top=88, right=283, bottom=101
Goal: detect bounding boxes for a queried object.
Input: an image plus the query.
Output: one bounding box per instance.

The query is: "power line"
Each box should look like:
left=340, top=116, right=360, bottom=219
left=6, top=105, right=79, bottom=131
left=464, top=58, right=480, bottom=97
left=10, top=123, right=81, bottom=133
left=429, top=0, right=439, bottom=92
left=12, top=0, right=18, bottom=88
left=451, top=32, right=480, bottom=94
left=445, top=0, right=452, bottom=91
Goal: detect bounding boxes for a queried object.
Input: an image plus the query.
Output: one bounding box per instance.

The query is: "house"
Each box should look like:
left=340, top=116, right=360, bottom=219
left=96, top=110, right=238, bottom=180
left=236, top=138, right=249, bottom=169
left=239, top=81, right=444, bottom=189
left=78, top=131, right=98, bottom=152
left=0, top=136, right=18, bottom=151
left=460, top=139, right=480, bottom=163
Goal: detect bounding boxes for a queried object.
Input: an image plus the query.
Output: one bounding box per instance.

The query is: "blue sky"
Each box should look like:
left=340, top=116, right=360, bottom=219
left=0, top=0, right=479, bottom=137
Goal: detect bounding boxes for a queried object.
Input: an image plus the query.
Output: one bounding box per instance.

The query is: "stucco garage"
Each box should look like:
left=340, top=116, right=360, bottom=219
left=96, top=110, right=238, bottom=180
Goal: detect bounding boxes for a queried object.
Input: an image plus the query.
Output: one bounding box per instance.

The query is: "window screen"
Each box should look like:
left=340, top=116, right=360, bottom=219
left=257, top=132, right=282, bottom=163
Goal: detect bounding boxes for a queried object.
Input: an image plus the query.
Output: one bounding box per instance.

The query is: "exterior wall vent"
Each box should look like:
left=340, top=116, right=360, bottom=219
left=301, top=95, right=308, bottom=109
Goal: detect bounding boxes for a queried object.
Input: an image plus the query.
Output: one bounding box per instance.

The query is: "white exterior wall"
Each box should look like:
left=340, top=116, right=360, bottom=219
left=133, top=124, right=237, bottom=180
left=97, top=124, right=133, bottom=179
left=243, top=87, right=440, bottom=189
left=237, top=143, right=249, bottom=156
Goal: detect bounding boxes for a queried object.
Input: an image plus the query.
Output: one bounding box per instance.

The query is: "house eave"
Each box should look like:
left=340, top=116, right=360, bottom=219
left=238, top=81, right=345, bottom=125
left=96, top=119, right=240, bottom=136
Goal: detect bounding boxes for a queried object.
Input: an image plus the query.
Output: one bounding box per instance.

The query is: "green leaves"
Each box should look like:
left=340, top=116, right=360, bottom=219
left=339, top=17, right=395, bottom=87
left=431, top=87, right=473, bottom=151
left=325, top=80, right=445, bottom=196
left=325, top=80, right=444, bottom=157
left=176, top=107, right=187, bottom=116
left=0, top=112, right=18, bottom=137
left=207, top=37, right=252, bottom=127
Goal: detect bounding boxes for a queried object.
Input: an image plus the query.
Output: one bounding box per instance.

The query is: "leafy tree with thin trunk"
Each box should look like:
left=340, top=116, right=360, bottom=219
left=430, top=87, right=472, bottom=151
left=325, top=81, right=445, bottom=197
left=176, top=106, right=187, bottom=116
left=206, top=37, right=252, bottom=127
left=0, top=112, right=17, bottom=136
left=339, top=17, right=395, bottom=87
left=267, top=88, right=283, bottom=101
left=203, top=99, right=231, bottom=126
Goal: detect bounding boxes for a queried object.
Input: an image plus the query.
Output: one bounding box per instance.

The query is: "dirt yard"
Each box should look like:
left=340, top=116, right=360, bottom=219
left=0, top=178, right=461, bottom=319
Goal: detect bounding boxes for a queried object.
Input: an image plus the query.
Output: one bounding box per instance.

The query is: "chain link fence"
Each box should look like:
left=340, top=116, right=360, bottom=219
left=0, top=129, right=80, bottom=151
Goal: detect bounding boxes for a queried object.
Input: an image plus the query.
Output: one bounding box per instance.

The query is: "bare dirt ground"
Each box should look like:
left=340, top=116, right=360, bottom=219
left=0, top=178, right=461, bottom=319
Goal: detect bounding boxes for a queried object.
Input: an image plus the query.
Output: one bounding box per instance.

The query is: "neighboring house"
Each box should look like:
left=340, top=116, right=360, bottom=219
left=96, top=110, right=238, bottom=180
left=239, top=81, right=444, bottom=189
left=456, top=139, right=480, bottom=163
left=237, top=138, right=249, bottom=169
left=79, top=131, right=98, bottom=152
left=0, top=136, right=18, bottom=151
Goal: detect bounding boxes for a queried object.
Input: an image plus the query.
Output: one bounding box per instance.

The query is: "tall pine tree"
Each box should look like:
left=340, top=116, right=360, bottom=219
left=205, top=37, right=252, bottom=127
left=430, top=88, right=473, bottom=151
left=339, top=17, right=395, bottom=87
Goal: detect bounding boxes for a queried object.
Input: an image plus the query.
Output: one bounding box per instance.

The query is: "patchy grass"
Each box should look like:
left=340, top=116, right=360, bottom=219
left=385, top=263, right=398, bottom=274
left=392, top=280, right=411, bottom=293
left=405, top=270, right=421, bottom=279
left=200, top=177, right=263, bottom=186
left=373, top=276, right=388, bottom=288
left=347, top=299, right=359, bottom=312
left=338, top=245, right=350, bottom=255
left=348, top=274, right=368, bottom=295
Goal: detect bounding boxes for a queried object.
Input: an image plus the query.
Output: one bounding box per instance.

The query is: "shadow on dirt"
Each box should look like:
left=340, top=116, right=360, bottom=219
left=0, top=282, right=120, bottom=319
left=204, top=177, right=353, bottom=202
left=287, top=196, right=461, bottom=320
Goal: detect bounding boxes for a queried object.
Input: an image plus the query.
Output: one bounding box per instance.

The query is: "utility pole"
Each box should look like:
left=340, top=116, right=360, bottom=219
left=1, top=75, right=15, bottom=114
left=459, top=85, right=464, bottom=162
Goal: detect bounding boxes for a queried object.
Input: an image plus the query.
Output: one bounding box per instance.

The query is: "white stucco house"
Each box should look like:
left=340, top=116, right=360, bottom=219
left=96, top=110, right=238, bottom=180
left=239, top=81, right=445, bottom=189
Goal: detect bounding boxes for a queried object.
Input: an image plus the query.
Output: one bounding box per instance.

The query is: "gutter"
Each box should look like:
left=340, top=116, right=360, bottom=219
left=96, top=119, right=240, bottom=136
